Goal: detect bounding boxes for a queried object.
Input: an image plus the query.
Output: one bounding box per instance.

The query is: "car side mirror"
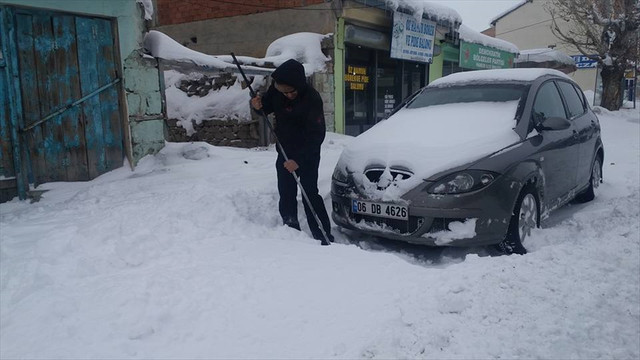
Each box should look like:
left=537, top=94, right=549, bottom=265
left=536, top=116, right=571, bottom=131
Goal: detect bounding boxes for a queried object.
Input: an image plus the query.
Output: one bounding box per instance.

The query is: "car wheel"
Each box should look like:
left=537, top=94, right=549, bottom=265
left=497, top=187, right=540, bottom=255
left=575, top=155, right=602, bottom=203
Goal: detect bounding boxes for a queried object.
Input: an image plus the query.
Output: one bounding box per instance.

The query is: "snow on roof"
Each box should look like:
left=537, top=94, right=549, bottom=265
left=144, top=31, right=240, bottom=71
left=515, top=48, right=576, bottom=66
left=136, top=0, right=154, bottom=20
left=458, top=24, right=519, bottom=54
left=144, top=31, right=330, bottom=76
left=490, top=0, right=529, bottom=25
left=384, top=0, right=462, bottom=25
left=429, top=68, right=570, bottom=87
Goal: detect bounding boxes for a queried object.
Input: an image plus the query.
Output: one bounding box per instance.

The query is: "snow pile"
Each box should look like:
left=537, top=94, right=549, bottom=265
left=429, top=68, right=570, bottom=87
left=263, top=33, right=331, bottom=75
left=515, top=48, right=576, bottom=66
left=164, top=70, right=266, bottom=135
left=1, top=110, right=638, bottom=358
left=384, top=0, right=462, bottom=25
left=136, top=0, right=154, bottom=20
left=144, top=31, right=236, bottom=70
left=144, top=30, right=330, bottom=75
left=459, top=24, right=519, bottom=54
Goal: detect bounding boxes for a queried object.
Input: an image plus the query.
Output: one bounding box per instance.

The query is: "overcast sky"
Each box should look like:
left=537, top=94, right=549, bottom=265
left=431, top=0, right=523, bottom=32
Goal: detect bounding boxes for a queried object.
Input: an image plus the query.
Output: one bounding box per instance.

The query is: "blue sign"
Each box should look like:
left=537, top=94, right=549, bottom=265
left=571, top=55, right=598, bottom=69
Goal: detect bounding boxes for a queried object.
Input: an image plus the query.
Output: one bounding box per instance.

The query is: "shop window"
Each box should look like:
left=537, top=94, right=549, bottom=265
left=443, top=60, right=463, bottom=77
left=344, top=44, right=427, bottom=136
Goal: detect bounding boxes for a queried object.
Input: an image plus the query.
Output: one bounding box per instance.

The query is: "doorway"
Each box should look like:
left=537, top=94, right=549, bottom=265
left=344, top=44, right=427, bottom=136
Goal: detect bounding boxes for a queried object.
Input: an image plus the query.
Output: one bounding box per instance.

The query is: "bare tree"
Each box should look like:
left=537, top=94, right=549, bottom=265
left=547, top=0, right=639, bottom=110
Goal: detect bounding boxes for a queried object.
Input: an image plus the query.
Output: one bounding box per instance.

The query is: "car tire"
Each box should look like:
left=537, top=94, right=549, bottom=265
left=497, top=186, right=540, bottom=255
left=575, top=155, right=602, bottom=203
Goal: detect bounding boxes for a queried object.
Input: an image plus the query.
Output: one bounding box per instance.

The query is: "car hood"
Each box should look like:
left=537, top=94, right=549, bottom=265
left=336, top=101, right=521, bottom=201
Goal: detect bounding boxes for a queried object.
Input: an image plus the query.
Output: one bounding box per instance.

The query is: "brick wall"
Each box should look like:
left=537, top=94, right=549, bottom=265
left=157, top=0, right=327, bottom=26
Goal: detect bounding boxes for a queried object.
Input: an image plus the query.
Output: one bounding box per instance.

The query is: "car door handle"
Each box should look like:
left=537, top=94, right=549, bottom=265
left=573, top=130, right=579, bottom=138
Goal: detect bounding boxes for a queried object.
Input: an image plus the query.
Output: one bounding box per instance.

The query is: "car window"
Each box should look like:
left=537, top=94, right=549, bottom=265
left=532, top=82, right=566, bottom=123
left=406, top=84, right=528, bottom=109
left=574, top=83, right=589, bottom=109
left=557, top=81, right=586, bottom=118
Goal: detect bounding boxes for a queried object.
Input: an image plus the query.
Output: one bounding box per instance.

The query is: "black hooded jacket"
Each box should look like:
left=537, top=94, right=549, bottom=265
left=261, top=59, right=326, bottom=166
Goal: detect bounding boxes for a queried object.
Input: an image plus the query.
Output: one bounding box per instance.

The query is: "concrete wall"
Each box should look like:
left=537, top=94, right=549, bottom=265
left=493, top=0, right=597, bottom=93
left=153, top=2, right=336, bottom=58
left=0, top=0, right=165, bottom=164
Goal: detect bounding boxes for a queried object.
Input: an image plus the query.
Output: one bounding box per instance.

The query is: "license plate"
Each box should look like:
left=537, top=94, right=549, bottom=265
left=352, top=199, right=408, bottom=220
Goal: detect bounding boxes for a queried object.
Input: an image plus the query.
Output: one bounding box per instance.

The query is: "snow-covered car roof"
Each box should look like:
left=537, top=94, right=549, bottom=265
left=429, top=68, right=570, bottom=87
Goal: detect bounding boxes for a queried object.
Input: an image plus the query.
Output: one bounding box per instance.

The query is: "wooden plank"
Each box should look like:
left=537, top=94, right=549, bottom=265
left=15, top=12, right=45, bottom=185
left=76, top=16, right=105, bottom=179
left=32, top=11, right=65, bottom=183
left=0, top=35, right=12, bottom=178
left=0, top=65, right=12, bottom=178
left=3, top=6, right=28, bottom=199
left=52, top=14, right=88, bottom=181
left=95, top=17, right=123, bottom=173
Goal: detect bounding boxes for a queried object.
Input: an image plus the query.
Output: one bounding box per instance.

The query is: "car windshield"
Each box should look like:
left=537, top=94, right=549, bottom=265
left=406, top=84, right=529, bottom=109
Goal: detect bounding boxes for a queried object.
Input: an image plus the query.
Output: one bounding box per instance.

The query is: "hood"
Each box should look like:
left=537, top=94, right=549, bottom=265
left=336, top=101, right=521, bottom=201
left=271, top=59, right=308, bottom=91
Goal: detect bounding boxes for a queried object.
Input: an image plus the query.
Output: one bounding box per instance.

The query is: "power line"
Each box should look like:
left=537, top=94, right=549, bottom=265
left=495, top=17, right=554, bottom=36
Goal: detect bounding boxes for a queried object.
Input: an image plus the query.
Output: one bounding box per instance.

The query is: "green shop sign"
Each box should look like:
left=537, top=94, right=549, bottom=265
left=459, top=41, right=515, bottom=70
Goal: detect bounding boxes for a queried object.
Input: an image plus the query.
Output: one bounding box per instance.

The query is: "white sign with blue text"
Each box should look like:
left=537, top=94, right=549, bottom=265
left=390, top=12, right=436, bottom=63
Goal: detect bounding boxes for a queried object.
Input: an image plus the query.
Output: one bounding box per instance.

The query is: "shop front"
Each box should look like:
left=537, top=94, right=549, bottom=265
left=343, top=40, right=427, bottom=135
left=334, top=3, right=459, bottom=136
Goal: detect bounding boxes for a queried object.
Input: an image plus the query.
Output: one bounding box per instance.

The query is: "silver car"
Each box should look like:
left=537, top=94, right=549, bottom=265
left=331, top=69, right=604, bottom=254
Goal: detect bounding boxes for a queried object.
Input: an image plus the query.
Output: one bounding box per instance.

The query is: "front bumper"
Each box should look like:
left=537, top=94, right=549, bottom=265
left=331, top=178, right=520, bottom=247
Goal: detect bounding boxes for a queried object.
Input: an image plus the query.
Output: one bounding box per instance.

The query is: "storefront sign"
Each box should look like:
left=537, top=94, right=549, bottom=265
left=345, top=65, right=370, bottom=91
left=390, top=12, right=436, bottom=63
left=571, top=55, right=598, bottom=69
left=459, top=41, right=515, bottom=70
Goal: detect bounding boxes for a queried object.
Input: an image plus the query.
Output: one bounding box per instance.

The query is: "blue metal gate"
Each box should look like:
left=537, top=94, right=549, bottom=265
left=0, top=6, right=124, bottom=199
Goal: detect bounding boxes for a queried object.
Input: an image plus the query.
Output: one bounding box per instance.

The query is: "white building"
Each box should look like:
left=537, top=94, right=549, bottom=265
left=489, top=0, right=598, bottom=96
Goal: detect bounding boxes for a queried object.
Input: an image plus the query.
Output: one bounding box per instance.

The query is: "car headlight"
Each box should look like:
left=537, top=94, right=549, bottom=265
left=426, top=170, right=499, bottom=194
left=332, top=167, right=349, bottom=184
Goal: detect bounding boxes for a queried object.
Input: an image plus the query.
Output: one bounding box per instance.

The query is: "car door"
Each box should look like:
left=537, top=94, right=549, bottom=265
left=530, top=81, right=580, bottom=207
left=556, top=81, right=599, bottom=188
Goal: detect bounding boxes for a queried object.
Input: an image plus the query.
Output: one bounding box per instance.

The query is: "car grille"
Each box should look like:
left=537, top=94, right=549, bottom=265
left=364, top=168, right=413, bottom=183
left=351, top=213, right=423, bottom=234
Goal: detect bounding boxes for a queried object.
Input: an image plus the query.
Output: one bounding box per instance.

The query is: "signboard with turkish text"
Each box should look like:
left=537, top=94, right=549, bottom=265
left=390, top=11, right=436, bottom=64
left=345, top=65, right=370, bottom=91
left=459, top=41, right=515, bottom=70
left=571, top=55, right=598, bottom=69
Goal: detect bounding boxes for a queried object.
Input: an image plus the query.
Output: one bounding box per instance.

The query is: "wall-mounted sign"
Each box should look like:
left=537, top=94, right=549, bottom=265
left=345, top=65, right=370, bottom=91
left=571, top=55, right=598, bottom=69
left=390, top=11, right=436, bottom=64
left=459, top=41, right=515, bottom=70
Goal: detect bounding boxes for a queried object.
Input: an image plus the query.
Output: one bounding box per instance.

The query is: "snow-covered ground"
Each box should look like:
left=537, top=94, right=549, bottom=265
left=1, top=107, right=638, bottom=359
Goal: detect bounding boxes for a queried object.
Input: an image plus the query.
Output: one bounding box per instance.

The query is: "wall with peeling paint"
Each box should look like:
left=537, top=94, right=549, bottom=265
left=0, top=0, right=165, bottom=165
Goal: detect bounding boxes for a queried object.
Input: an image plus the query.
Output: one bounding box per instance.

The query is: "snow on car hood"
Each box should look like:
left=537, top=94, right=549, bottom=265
left=336, top=101, right=521, bottom=201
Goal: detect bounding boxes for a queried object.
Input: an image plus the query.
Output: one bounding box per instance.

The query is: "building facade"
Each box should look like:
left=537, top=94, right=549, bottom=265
left=489, top=0, right=598, bottom=96
left=153, top=0, right=518, bottom=136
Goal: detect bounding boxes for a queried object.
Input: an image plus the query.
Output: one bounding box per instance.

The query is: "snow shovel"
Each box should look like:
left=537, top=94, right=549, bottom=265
left=230, top=53, right=331, bottom=246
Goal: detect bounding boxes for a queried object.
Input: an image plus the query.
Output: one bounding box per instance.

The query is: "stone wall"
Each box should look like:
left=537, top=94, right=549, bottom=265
left=166, top=118, right=261, bottom=148
left=165, top=72, right=265, bottom=148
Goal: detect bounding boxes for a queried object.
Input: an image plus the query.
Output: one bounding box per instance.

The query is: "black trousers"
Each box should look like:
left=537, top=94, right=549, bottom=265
left=276, top=153, right=332, bottom=239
